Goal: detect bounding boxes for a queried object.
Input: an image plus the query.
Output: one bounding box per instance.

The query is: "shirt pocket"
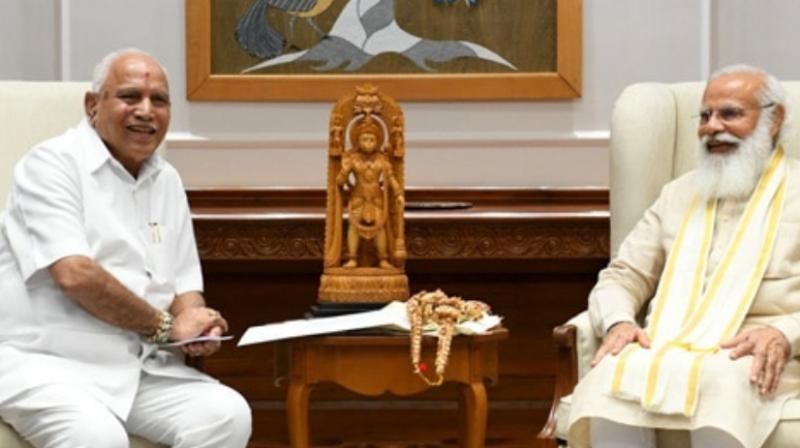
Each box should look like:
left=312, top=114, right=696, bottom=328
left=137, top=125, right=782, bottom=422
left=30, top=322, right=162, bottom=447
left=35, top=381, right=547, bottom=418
left=764, top=222, right=800, bottom=278
left=141, top=222, right=175, bottom=282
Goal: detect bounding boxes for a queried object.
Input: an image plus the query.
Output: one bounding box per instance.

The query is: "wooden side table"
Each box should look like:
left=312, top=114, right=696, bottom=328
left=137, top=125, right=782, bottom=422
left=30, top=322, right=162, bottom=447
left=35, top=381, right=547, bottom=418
left=277, top=328, right=508, bottom=448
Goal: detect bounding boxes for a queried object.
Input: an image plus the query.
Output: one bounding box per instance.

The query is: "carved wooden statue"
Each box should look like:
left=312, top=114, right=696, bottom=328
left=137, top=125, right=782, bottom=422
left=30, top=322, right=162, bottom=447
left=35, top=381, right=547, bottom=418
left=319, top=84, right=409, bottom=303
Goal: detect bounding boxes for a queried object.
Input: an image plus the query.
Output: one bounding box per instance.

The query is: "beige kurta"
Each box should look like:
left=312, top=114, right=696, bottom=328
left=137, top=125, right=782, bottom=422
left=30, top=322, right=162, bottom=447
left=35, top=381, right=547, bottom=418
left=568, top=161, right=800, bottom=448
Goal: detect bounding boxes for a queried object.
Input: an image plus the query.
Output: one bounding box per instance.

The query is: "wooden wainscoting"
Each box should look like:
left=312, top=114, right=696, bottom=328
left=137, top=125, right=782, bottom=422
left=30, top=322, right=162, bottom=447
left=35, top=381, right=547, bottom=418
left=189, top=187, right=609, bottom=448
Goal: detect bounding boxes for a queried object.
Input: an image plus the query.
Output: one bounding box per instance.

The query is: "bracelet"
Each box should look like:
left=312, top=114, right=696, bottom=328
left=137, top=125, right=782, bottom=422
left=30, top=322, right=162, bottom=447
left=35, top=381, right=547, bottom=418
left=146, top=310, right=174, bottom=344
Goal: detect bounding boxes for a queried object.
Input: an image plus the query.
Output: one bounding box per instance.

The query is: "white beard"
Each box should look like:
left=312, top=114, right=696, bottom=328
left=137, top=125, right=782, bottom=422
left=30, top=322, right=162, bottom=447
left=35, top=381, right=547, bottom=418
left=696, top=115, right=775, bottom=200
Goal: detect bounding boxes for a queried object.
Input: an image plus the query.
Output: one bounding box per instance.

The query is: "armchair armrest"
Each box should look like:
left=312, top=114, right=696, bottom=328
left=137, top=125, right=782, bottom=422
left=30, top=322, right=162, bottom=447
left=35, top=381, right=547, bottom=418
left=569, top=311, right=600, bottom=380
left=538, top=311, right=600, bottom=441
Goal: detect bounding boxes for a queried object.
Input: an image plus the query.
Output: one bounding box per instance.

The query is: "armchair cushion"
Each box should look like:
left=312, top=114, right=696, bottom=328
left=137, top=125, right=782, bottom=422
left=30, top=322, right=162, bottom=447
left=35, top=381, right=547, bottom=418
left=0, top=82, right=89, bottom=207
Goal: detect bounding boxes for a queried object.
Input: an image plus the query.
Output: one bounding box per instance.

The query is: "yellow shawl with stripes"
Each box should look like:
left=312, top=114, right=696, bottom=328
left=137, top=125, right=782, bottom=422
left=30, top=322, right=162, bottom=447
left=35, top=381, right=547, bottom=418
left=603, top=146, right=788, bottom=416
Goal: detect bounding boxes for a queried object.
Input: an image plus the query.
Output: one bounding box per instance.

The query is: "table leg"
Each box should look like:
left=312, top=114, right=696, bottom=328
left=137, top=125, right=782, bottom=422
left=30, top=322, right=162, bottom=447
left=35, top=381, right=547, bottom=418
left=458, top=381, right=488, bottom=448
left=287, top=380, right=312, bottom=448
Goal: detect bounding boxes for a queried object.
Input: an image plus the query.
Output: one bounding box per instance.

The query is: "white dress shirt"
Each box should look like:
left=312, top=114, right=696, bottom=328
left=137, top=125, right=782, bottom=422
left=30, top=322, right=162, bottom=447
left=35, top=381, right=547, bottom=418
left=0, top=120, right=210, bottom=419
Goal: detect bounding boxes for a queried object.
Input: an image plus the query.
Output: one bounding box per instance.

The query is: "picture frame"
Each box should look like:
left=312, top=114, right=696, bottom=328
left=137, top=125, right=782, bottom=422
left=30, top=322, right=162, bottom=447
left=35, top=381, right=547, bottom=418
left=186, top=0, right=581, bottom=101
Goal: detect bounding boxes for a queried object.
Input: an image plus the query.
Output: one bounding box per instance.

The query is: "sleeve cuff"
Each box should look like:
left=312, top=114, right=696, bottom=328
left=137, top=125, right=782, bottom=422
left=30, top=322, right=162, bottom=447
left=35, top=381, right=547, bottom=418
left=769, top=315, right=800, bottom=358
left=602, top=314, right=638, bottom=335
left=175, top=274, right=203, bottom=297
left=23, top=239, right=91, bottom=281
left=588, top=285, right=639, bottom=337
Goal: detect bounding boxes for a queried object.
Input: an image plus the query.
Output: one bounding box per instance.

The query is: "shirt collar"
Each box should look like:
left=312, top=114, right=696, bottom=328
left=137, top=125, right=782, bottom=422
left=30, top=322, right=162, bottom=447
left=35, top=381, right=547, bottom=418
left=78, top=118, right=165, bottom=183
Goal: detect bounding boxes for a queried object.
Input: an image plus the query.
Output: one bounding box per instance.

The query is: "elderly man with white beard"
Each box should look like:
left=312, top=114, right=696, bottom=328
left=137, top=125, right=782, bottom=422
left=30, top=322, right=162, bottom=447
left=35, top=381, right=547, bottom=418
left=565, top=65, right=800, bottom=448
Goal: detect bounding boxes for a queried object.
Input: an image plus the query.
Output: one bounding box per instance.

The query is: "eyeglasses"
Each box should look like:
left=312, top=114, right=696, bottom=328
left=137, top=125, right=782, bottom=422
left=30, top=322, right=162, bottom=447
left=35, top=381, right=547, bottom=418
left=697, top=102, right=775, bottom=125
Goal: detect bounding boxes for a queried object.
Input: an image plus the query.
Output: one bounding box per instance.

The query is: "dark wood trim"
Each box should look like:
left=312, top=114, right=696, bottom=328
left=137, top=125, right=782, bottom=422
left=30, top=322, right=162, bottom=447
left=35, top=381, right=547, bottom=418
left=188, top=187, right=608, bottom=209
left=190, top=187, right=610, bottom=263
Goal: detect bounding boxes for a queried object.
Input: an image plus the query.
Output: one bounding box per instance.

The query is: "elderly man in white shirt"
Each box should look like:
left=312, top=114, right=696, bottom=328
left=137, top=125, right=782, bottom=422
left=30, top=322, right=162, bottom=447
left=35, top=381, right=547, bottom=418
left=0, top=49, right=252, bottom=447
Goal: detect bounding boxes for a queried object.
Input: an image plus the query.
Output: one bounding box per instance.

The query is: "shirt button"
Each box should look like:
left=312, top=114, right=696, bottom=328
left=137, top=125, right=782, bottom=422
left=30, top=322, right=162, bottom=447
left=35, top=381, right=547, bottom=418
left=145, top=270, right=152, bottom=278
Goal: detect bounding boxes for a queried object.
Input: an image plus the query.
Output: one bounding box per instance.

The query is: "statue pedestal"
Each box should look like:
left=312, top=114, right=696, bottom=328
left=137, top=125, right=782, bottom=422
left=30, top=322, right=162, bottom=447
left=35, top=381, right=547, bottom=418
left=318, top=267, right=409, bottom=303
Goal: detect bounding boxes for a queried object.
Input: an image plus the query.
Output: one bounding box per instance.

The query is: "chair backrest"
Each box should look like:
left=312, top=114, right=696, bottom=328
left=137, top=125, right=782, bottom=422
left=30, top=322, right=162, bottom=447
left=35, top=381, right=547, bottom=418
left=609, top=81, right=800, bottom=255
left=0, top=81, right=91, bottom=206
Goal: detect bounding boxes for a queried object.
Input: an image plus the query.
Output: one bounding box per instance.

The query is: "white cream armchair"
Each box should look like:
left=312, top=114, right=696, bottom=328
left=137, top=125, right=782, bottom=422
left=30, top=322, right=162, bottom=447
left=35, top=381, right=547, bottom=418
left=0, top=81, right=162, bottom=448
left=539, top=81, right=800, bottom=447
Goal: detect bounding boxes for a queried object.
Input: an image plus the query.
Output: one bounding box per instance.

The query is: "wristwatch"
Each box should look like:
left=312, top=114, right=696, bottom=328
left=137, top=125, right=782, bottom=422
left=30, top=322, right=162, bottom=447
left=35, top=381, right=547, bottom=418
left=147, top=309, right=174, bottom=344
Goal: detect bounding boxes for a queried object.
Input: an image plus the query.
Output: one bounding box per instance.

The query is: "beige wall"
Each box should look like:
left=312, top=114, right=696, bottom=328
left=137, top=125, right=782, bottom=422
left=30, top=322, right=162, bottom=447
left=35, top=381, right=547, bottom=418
left=2, top=0, right=795, bottom=187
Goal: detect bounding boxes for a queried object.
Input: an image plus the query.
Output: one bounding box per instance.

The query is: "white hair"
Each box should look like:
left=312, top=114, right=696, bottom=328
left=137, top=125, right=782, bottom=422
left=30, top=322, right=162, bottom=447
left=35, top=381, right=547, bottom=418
left=90, top=48, right=169, bottom=93
left=709, top=64, right=791, bottom=142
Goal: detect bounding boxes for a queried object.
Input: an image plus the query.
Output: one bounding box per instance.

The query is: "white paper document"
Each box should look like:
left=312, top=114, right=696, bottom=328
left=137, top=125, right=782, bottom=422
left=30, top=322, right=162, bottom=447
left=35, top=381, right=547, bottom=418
left=237, top=302, right=410, bottom=347
left=237, top=301, right=502, bottom=347
left=163, top=335, right=234, bottom=347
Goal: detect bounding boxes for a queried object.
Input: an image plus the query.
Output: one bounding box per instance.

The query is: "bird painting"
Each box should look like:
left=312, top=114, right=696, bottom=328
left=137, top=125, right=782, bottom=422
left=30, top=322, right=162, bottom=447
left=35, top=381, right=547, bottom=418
left=235, top=0, right=338, bottom=59
left=237, top=0, right=517, bottom=73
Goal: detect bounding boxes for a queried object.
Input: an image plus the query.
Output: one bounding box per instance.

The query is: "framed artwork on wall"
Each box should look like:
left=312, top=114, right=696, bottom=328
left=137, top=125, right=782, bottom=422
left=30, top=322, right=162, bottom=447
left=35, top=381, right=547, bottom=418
left=186, top=0, right=581, bottom=101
